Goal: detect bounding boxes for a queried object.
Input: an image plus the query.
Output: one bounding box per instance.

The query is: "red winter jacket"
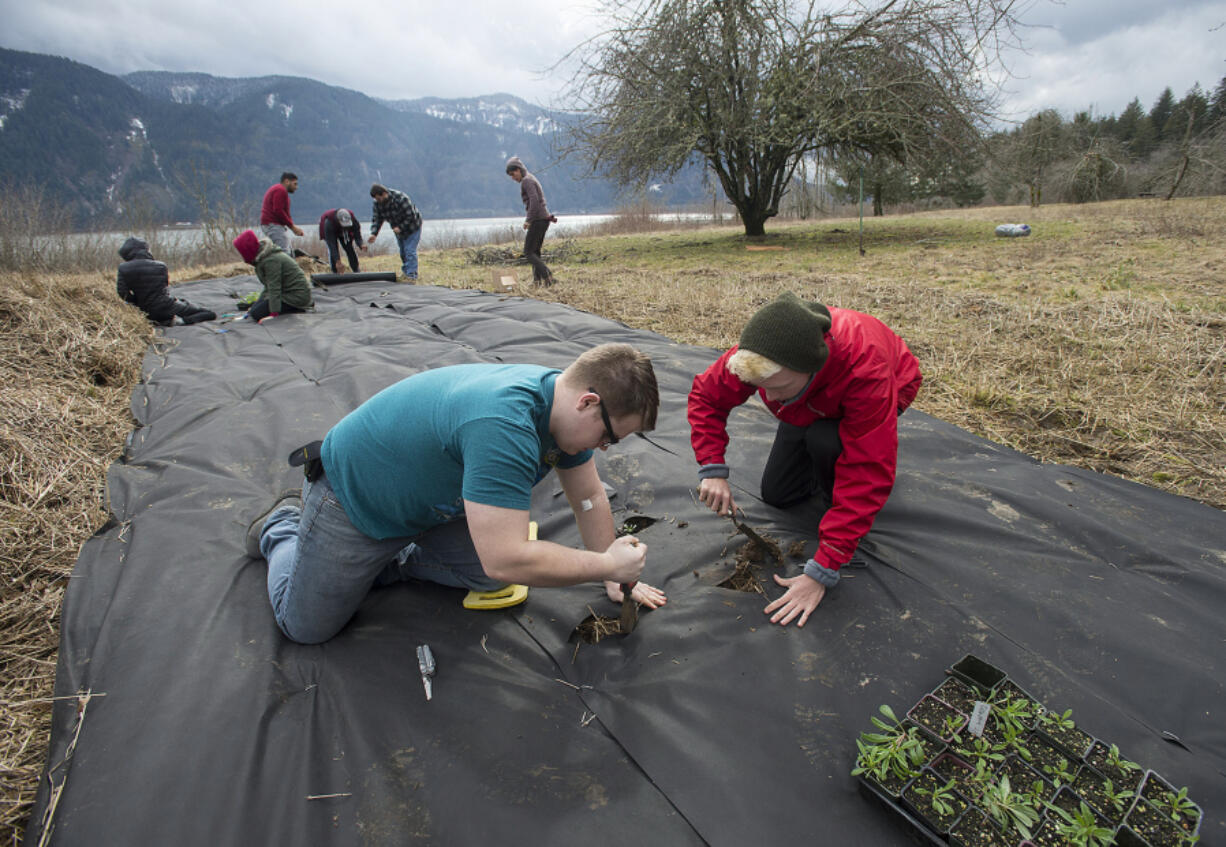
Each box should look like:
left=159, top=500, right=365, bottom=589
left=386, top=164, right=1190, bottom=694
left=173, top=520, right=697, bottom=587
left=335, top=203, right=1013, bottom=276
left=688, top=306, right=922, bottom=571
left=260, top=183, right=294, bottom=227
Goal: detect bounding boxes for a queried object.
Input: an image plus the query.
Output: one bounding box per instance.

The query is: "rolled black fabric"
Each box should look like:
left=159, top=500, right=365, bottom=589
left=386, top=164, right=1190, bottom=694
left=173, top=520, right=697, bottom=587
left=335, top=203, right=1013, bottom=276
left=310, top=271, right=397, bottom=285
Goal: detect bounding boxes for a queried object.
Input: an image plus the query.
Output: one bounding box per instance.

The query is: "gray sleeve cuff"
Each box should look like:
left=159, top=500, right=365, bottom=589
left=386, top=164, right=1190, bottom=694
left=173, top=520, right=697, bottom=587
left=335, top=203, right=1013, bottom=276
left=697, top=464, right=729, bottom=480
left=803, top=558, right=840, bottom=588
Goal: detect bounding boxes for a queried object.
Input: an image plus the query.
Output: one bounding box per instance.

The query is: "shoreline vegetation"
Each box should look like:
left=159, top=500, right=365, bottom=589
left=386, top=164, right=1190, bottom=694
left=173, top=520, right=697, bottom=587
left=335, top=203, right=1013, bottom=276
left=2, top=196, right=1223, bottom=841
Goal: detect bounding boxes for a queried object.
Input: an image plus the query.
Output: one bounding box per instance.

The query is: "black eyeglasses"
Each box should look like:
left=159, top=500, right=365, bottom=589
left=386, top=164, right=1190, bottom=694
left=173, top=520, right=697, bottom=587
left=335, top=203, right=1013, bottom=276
left=590, top=388, right=619, bottom=447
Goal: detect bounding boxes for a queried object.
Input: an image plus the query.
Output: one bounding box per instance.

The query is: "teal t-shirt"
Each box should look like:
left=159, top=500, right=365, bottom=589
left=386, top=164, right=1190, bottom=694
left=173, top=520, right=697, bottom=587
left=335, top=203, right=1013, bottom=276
left=321, top=364, right=593, bottom=539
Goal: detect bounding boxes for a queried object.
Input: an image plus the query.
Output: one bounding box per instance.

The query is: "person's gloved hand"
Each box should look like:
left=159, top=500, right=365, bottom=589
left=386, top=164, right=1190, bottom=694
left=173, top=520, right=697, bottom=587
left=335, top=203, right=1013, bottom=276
left=549, top=215, right=558, bottom=223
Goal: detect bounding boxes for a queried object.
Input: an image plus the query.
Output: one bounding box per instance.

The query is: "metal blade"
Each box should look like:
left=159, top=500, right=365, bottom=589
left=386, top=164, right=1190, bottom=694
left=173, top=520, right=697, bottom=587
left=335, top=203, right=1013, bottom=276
left=619, top=584, right=638, bottom=634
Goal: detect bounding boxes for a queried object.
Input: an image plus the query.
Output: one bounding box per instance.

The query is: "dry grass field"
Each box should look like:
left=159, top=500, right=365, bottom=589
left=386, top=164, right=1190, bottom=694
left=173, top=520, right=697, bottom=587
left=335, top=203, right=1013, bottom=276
left=1, top=197, right=1223, bottom=842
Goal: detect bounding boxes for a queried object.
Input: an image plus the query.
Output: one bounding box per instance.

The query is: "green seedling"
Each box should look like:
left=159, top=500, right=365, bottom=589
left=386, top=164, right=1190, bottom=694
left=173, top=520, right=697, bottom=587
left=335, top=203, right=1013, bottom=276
left=991, top=697, right=1037, bottom=737
left=1048, top=760, right=1077, bottom=789
left=1157, top=785, right=1200, bottom=825
left=914, top=776, right=961, bottom=818
left=1048, top=801, right=1114, bottom=847
left=851, top=705, right=928, bottom=786
left=978, top=774, right=1039, bottom=840
left=1102, top=779, right=1133, bottom=816
left=1038, top=708, right=1076, bottom=732
left=958, top=735, right=1007, bottom=768
left=1104, top=743, right=1141, bottom=777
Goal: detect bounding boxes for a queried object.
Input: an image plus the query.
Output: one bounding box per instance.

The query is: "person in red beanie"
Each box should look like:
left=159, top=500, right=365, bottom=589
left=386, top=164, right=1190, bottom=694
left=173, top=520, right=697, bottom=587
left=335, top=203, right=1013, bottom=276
left=688, top=291, right=922, bottom=627
left=233, top=229, right=313, bottom=323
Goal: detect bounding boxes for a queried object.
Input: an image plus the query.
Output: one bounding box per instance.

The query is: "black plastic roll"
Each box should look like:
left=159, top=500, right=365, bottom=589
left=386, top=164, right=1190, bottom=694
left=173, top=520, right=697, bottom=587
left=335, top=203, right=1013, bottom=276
left=310, top=271, right=398, bottom=285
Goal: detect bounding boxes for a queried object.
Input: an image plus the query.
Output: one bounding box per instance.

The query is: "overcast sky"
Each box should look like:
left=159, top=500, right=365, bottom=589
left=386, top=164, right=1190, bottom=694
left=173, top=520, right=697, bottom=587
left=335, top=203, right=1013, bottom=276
left=2, top=0, right=1223, bottom=123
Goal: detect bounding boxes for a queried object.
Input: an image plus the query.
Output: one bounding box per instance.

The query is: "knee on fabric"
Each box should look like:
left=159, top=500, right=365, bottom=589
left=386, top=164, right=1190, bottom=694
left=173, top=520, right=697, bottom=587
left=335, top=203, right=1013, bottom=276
left=275, top=615, right=344, bottom=645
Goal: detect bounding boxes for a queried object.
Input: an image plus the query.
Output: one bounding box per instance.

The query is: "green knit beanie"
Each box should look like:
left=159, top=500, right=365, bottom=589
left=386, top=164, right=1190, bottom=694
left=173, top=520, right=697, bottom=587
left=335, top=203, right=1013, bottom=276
left=738, top=292, right=832, bottom=373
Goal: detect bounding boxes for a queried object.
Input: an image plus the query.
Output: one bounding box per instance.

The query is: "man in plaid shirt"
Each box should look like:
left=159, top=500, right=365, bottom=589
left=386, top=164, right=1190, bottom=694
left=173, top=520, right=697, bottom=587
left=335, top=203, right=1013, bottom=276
left=367, top=183, right=424, bottom=281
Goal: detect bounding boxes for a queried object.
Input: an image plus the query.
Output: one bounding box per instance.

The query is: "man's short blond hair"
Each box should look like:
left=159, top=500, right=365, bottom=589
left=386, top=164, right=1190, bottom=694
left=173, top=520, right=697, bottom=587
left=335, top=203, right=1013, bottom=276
left=727, top=348, right=782, bottom=384
left=564, top=343, right=659, bottom=431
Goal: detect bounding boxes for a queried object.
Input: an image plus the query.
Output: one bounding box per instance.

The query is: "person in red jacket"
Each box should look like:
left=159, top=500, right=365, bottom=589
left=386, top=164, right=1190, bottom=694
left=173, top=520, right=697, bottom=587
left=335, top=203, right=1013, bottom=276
left=688, top=291, right=922, bottom=627
left=260, top=172, right=304, bottom=251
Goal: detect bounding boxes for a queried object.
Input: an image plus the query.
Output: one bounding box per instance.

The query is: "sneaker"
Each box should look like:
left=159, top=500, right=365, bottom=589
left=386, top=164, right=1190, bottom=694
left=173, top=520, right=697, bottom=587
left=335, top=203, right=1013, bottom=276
left=244, top=489, right=302, bottom=558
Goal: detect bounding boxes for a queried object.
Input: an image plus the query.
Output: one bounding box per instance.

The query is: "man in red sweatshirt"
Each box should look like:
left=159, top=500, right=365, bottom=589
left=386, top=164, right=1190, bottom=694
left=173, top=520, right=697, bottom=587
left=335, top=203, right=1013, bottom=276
left=688, top=291, right=922, bottom=627
left=260, top=172, right=304, bottom=251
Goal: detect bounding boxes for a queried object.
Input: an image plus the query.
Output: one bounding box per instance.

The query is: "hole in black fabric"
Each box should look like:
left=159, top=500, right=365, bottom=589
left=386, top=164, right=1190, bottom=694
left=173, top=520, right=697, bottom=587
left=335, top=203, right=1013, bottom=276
left=618, top=515, right=657, bottom=535
left=570, top=612, right=626, bottom=645
left=717, top=527, right=788, bottom=594
left=718, top=560, right=766, bottom=594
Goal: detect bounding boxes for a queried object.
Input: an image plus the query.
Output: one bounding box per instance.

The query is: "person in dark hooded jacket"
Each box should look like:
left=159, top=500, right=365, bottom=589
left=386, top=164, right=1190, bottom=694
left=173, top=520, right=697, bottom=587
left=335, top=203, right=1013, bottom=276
left=116, top=237, right=216, bottom=326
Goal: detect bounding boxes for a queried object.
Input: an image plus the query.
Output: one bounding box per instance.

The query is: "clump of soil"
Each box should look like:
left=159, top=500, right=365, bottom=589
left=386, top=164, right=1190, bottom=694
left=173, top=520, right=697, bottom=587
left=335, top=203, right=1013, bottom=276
left=731, top=519, right=783, bottom=564
left=786, top=540, right=806, bottom=559
left=571, top=611, right=629, bottom=645
left=717, top=527, right=785, bottom=594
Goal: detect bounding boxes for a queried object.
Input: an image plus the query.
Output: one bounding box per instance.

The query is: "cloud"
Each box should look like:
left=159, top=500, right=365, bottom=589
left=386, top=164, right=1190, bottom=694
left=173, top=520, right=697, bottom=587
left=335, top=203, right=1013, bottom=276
left=2, top=0, right=1223, bottom=120
left=1, top=0, right=604, bottom=104
left=1000, top=1, right=1226, bottom=120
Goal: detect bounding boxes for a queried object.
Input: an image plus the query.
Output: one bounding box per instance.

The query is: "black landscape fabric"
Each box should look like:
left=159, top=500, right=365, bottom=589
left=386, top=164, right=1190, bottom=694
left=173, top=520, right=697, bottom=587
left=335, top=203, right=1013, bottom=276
left=27, top=278, right=1226, bottom=845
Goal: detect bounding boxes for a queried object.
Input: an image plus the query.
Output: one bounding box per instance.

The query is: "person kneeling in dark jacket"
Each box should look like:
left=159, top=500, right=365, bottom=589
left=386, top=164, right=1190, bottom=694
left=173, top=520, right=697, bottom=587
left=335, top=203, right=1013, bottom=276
left=117, top=237, right=216, bottom=326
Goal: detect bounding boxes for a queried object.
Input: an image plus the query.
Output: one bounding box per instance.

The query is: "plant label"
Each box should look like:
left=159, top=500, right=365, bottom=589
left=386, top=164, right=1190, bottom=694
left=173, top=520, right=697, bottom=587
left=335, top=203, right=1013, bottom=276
left=967, top=701, right=991, bottom=737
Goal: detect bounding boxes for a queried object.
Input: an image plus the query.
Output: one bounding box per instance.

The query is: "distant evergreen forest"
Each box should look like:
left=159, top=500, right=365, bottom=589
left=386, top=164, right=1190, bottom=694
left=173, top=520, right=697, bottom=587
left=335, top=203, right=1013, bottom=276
left=821, top=79, right=1226, bottom=214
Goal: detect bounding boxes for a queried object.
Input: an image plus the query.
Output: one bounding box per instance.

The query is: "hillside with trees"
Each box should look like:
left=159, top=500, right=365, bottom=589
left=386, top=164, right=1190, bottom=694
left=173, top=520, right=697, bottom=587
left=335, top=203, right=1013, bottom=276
left=825, top=80, right=1226, bottom=212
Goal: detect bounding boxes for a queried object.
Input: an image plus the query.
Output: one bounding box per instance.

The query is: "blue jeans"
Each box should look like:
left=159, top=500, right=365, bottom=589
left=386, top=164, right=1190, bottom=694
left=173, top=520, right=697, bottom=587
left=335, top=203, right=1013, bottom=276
left=259, top=475, right=501, bottom=643
left=396, top=227, right=421, bottom=278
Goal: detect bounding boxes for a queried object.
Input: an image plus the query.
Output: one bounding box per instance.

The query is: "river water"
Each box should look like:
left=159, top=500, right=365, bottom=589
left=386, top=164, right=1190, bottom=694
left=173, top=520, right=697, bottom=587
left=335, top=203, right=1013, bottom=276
left=117, top=211, right=721, bottom=252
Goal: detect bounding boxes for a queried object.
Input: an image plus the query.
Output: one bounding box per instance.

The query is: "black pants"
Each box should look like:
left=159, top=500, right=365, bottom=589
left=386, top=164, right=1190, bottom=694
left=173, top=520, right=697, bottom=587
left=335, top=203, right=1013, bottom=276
left=145, top=294, right=215, bottom=326
left=323, top=220, right=359, bottom=273
left=248, top=299, right=307, bottom=322
left=524, top=218, right=553, bottom=285
left=760, top=419, right=842, bottom=509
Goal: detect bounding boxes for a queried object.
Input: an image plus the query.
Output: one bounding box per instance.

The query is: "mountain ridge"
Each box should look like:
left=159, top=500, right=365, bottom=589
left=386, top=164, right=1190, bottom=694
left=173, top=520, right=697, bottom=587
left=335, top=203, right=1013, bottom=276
left=0, top=48, right=705, bottom=225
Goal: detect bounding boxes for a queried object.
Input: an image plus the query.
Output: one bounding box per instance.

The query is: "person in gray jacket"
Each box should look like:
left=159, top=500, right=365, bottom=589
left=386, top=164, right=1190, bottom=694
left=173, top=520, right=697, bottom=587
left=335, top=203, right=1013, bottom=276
left=506, top=156, right=557, bottom=286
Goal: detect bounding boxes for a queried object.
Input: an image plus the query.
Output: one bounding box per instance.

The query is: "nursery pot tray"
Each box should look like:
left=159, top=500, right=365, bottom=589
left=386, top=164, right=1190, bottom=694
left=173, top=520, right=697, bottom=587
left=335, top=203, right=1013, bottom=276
left=856, top=777, right=947, bottom=846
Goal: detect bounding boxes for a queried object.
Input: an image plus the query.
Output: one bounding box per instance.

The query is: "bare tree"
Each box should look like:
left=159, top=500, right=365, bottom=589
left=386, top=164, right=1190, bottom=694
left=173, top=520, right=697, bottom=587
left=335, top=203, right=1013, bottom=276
left=993, top=109, right=1067, bottom=207
left=562, top=0, right=1023, bottom=236
left=1161, top=110, right=1226, bottom=200
left=177, top=161, right=257, bottom=263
